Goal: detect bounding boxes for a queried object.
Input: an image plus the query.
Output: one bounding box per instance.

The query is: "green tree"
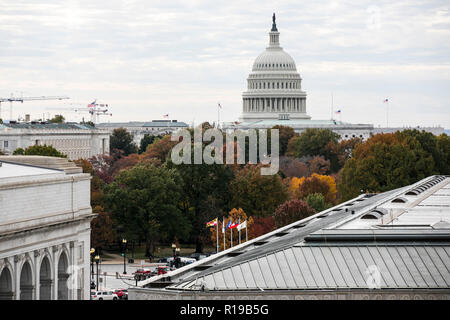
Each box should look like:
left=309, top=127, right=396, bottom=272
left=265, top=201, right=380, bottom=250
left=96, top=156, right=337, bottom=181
left=49, top=114, right=65, bottom=123
left=271, top=125, right=297, bottom=156
left=305, top=193, right=330, bottom=212
left=167, top=155, right=234, bottom=253
left=104, top=162, right=190, bottom=257
left=436, top=133, right=450, bottom=174
left=337, top=131, right=440, bottom=201
left=110, top=127, right=138, bottom=156
left=13, top=144, right=67, bottom=158
left=287, top=128, right=340, bottom=171
left=230, top=164, right=289, bottom=218
left=139, top=134, right=162, bottom=154
left=13, top=147, right=25, bottom=155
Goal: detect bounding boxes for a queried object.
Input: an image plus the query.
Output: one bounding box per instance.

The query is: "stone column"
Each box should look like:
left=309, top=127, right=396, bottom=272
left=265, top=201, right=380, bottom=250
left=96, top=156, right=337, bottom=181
left=14, top=256, right=20, bottom=300
left=34, top=250, right=40, bottom=300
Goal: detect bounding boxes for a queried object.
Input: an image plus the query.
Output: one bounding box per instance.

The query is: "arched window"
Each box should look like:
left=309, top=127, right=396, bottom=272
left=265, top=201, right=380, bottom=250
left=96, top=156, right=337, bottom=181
left=0, top=267, right=13, bottom=300
left=58, top=252, right=69, bottom=300
left=20, top=262, right=33, bottom=300
left=40, top=257, right=52, bottom=300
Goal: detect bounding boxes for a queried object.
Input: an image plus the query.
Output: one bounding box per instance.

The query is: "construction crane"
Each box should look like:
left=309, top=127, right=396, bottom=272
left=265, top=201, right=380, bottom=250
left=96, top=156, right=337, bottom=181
left=0, top=94, right=70, bottom=122
left=46, top=99, right=112, bottom=124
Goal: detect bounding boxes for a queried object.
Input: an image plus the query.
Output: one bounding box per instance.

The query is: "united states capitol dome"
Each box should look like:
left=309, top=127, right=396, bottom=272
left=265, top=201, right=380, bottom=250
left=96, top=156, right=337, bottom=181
left=240, top=13, right=309, bottom=122
left=251, top=15, right=298, bottom=72
left=252, top=47, right=297, bottom=72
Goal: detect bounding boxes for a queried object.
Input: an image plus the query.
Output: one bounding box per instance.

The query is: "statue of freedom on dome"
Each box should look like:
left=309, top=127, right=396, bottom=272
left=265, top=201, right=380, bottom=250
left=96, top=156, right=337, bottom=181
left=271, top=13, right=278, bottom=32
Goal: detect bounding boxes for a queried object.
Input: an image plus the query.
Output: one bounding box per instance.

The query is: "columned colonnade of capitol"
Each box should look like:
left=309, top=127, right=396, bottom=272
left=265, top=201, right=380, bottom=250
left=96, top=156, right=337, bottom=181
left=243, top=97, right=306, bottom=113
left=0, top=243, right=77, bottom=300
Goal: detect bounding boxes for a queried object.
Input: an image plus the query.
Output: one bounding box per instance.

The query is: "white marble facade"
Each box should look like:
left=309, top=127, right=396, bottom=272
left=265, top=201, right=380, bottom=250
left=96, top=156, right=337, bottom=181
left=0, top=124, right=110, bottom=160
left=0, top=159, right=94, bottom=300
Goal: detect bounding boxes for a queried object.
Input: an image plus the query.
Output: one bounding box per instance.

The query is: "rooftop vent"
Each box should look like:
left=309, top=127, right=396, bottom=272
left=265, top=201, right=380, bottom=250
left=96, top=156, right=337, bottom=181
left=227, top=251, right=244, bottom=257
left=392, top=197, right=408, bottom=203
left=292, top=223, right=308, bottom=229
left=361, top=212, right=382, bottom=219
left=193, top=265, right=213, bottom=271
left=254, top=241, right=269, bottom=246
left=274, top=231, right=290, bottom=237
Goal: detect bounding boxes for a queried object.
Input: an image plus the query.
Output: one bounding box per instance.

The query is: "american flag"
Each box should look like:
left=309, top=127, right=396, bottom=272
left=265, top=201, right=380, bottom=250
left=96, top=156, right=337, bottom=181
left=88, top=100, right=96, bottom=108
left=163, top=114, right=169, bottom=118
left=218, top=103, right=222, bottom=109
left=335, top=110, right=341, bottom=114
left=383, top=98, right=389, bottom=103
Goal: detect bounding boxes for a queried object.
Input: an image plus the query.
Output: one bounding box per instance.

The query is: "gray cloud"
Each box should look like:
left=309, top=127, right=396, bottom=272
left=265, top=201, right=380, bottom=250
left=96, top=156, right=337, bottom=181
left=0, top=0, right=449, bottom=128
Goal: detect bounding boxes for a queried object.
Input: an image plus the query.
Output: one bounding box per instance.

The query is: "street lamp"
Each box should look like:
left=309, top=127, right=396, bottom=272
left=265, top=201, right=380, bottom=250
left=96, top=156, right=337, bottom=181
left=90, top=248, right=95, bottom=280
left=94, top=255, right=100, bottom=291
left=122, top=239, right=127, bottom=274
left=175, top=247, right=181, bottom=268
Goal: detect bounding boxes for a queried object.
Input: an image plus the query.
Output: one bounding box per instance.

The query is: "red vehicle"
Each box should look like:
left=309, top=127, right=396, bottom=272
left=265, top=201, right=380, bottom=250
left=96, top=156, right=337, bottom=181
left=134, top=268, right=152, bottom=275
left=157, top=266, right=171, bottom=275
left=114, top=289, right=128, bottom=300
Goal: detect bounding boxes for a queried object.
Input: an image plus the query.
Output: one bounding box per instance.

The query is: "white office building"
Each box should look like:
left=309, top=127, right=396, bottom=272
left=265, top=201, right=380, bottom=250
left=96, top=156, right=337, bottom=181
left=0, top=122, right=110, bottom=160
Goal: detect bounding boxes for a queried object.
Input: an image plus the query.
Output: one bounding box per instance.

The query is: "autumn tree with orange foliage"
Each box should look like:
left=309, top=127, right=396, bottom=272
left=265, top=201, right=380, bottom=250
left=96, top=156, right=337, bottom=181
left=289, top=173, right=337, bottom=205
left=142, top=134, right=178, bottom=163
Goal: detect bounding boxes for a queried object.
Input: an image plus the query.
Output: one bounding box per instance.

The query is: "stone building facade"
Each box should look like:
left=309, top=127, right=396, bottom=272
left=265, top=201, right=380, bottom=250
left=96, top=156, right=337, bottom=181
left=0, top=122, right=110, bottom=160
left=0, top=156, right=94, bottom=300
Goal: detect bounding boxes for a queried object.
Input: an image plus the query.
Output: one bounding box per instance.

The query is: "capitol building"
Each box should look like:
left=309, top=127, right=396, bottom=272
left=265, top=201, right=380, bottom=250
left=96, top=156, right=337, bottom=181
left=222, top=15, right=444, bottom=139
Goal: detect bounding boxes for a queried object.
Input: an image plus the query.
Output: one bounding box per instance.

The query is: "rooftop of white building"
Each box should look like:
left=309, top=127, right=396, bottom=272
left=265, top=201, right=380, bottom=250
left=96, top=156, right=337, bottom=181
left=0, top=161, right=62, bottom=179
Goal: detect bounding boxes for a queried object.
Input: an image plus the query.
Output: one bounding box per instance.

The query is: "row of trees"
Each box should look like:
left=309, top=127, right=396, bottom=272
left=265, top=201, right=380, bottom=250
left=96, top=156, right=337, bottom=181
left=18, top=124, right=448, bottom=256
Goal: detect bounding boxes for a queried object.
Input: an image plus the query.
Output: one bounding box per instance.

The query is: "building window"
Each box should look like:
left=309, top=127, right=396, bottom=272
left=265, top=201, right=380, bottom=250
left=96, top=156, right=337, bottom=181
left=3, top=141, right=8, bottom=148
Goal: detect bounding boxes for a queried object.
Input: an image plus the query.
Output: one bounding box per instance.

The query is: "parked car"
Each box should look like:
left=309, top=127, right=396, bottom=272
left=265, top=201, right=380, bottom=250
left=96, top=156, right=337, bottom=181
left=190, top=253, right=207, bottom=261
left=114, top=289, right=128, bottom=300
left=157, top=266, right=171, bottom=275
left=134, top=268, right=152, bottom=275
left=91, top=290, right=118, bottom=300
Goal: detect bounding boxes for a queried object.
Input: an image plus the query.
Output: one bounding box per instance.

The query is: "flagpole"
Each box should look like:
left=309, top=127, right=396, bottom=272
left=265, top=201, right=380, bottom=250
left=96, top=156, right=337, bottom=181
left=238, top=218, right=241, bottom=245
left=387, top=100, right=389, bottom=127
left=231, top=225, right=233, bottom=248
left=223, top=217, right=225, bottom=251
left=216, top=220, right=218, bottom=253
left=330, top=92, right=334, bottom=120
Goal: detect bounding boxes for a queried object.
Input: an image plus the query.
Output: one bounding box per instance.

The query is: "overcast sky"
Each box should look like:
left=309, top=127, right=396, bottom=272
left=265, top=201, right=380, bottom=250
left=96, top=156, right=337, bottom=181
left=0, top=0, right=449, bottom=128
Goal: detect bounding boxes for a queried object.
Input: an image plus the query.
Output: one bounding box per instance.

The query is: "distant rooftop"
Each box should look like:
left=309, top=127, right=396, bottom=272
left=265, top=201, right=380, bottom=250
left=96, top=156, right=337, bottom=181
left=97, top=120, right=188, bottom=128
left=0, top=122, right=97, bottom=130
left=223, top=119, right=373, bottom=129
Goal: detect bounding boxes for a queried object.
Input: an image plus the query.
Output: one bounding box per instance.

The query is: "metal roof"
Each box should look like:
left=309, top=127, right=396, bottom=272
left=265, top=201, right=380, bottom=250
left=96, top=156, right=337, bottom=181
left=139, top=176, right=450, bottom=293
left=169, top=245, right=450, bottom=291
left=0, top=122, right=96, bottom=130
